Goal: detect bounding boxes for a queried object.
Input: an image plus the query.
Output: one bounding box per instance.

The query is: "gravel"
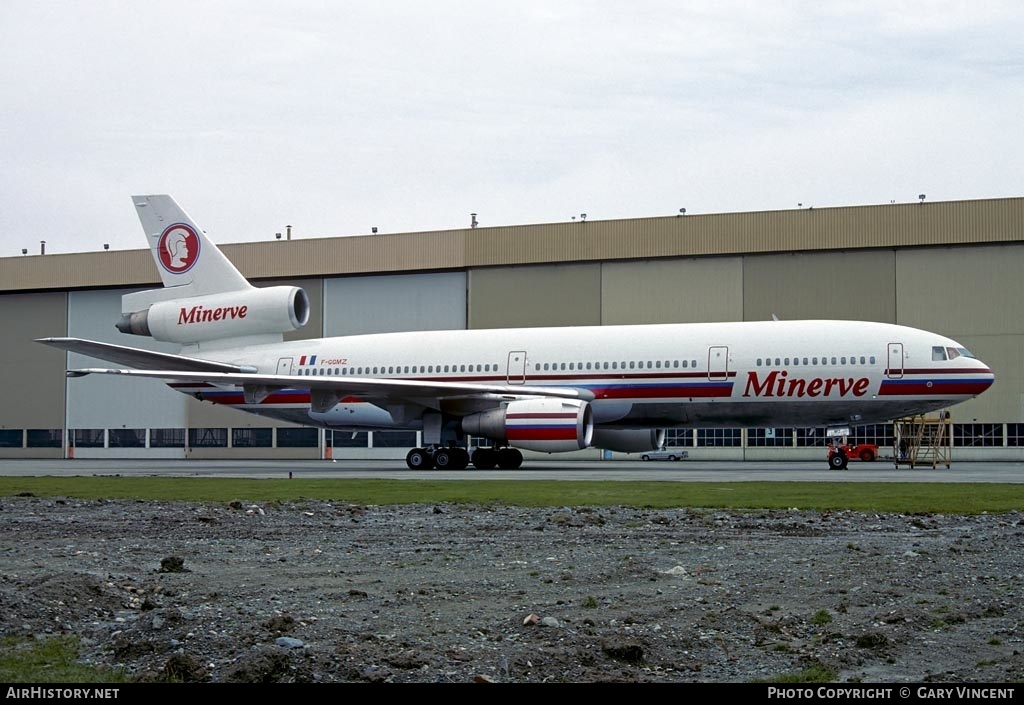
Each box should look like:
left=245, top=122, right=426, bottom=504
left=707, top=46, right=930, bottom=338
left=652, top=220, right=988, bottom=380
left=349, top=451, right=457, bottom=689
left=2, top=496, right=1023, bottom=683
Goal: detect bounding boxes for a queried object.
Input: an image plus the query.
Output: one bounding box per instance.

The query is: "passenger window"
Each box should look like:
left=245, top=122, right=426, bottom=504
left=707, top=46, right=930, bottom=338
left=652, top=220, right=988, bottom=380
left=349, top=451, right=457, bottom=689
left=869, top=356, right=876, bottom=364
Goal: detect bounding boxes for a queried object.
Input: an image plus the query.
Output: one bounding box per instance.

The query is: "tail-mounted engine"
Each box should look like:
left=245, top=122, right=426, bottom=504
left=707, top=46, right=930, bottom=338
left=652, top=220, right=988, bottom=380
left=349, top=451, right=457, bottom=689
left=462, top=398, right=593, bottom=453
left=116, top=286, right=310, bottom=344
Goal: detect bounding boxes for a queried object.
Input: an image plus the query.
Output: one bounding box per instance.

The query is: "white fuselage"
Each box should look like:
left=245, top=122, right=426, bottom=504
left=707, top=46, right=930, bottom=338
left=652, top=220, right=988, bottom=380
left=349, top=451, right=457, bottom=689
left=171, top=320, right=994, bottom=431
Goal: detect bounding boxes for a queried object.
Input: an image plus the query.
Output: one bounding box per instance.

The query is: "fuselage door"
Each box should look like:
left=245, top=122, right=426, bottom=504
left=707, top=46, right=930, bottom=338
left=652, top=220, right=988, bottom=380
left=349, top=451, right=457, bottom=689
left=887, top=343, right=904, bottom=379
left=708, top=345, right=729, bottom=382
left=507, top=350, right=527, bottom=385
left=277, top=357, right=294, bottom=375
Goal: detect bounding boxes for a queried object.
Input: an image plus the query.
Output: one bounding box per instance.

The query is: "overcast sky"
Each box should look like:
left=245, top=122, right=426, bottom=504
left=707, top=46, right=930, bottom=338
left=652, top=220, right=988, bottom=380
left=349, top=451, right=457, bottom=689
left=1, top=1, right=1022, bottom=256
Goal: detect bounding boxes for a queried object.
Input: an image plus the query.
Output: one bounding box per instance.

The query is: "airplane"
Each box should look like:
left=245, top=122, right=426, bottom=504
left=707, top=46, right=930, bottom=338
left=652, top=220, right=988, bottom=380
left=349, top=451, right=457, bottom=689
left=37, top=195, right=995, bottom=470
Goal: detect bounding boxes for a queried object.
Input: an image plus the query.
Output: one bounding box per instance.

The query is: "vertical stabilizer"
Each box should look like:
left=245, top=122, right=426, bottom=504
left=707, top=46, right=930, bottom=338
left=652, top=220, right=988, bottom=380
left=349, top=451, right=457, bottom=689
left=131, top=195, right=252, bottom=296
left=119, top=195, right=308, bottom=351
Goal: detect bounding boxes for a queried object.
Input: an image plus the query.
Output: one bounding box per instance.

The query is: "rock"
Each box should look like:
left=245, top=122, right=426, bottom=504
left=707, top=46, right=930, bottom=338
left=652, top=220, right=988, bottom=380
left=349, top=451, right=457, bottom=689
left=275, top=636, right=305, bottom=649
left=601, top=638, right=645, bottom=664
left=523, top=613, right=540, bottom=626
left=158, top=556, right=189, bottom=573
left=540, top=616, right=560, bottom=628
left=162, top=653, right=208, bottom=683
left=264, top=614, right=296, bottom=633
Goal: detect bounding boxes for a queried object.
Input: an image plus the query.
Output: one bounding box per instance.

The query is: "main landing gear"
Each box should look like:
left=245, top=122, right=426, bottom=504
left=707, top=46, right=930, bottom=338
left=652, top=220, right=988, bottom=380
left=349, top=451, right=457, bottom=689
left=405, top=445, right=523, bottom=470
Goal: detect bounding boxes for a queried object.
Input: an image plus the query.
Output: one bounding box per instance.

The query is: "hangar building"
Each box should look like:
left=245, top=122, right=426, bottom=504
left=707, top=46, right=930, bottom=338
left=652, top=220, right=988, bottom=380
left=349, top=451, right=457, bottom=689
left=1, top=196, right=1022, bottom=461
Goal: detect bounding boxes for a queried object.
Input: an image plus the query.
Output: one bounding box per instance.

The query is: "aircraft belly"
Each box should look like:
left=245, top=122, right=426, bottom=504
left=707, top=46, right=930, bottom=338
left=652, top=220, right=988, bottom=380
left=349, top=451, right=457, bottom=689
left=618, top=397, right=961, bottom=428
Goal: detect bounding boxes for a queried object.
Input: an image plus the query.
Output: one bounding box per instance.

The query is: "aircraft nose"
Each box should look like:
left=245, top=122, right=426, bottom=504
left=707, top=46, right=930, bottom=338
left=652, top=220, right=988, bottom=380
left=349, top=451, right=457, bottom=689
left=973, top=360, right=995, bottom=395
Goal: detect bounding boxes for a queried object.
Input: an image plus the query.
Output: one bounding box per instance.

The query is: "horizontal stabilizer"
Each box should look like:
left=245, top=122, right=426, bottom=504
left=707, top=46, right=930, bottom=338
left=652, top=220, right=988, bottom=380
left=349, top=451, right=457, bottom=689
left=35, top=337, right=253, bottom=374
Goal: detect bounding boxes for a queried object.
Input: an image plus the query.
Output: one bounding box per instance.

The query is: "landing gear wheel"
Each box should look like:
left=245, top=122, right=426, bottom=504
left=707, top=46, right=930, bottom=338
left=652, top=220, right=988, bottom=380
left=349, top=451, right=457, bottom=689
left=406, top=448, right=434, bottom=470
left=452, top=447, right=470, bottom=470
left=497, top=448, right=524, bottom=469
left=471, top=448, right=498, bottom=469
left=433, top=449, right=453, bottom=469
left=829, top=452, right=848, bottom=470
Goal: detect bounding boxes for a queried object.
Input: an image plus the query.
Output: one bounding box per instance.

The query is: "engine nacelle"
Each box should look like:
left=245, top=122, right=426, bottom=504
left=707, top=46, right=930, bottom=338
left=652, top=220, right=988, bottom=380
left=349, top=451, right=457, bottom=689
left=116, top=286, right=310, bottom=344
left=462, top=398, right=593, bottom=453
left=590, top=428, right=666, bottom=453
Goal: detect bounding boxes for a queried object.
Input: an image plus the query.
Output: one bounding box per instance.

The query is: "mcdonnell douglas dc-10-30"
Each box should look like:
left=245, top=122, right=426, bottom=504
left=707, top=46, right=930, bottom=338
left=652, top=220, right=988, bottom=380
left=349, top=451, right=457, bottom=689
left=38, top=196, right=994, bottom=469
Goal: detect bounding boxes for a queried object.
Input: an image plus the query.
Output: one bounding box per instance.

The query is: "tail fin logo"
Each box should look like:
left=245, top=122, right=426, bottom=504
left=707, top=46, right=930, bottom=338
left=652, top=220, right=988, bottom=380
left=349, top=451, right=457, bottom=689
left=157, top=224, right=201, bottom=274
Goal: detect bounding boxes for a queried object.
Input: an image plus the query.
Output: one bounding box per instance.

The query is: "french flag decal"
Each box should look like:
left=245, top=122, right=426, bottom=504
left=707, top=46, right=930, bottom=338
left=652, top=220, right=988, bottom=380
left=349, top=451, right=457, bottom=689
left=299, top=355, right=317, bottom=366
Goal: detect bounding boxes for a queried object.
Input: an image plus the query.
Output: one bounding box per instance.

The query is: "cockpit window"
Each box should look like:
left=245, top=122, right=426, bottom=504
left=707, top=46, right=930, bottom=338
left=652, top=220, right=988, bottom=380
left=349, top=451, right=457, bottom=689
left=956, top=347, right=976, bottom=359
left=932, top=346, right=947, bottom=361
left=946, top=347, right=960, bottom=360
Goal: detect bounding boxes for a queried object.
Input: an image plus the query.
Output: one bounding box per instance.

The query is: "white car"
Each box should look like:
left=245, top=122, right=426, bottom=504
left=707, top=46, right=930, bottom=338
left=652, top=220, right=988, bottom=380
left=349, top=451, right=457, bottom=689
left=640, top=449, right=689, bottom=461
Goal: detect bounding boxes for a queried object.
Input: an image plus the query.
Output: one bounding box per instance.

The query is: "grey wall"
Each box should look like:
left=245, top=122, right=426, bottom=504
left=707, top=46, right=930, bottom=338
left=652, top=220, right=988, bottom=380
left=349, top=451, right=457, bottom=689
left=469, top=264, right=600, bottom=328
left=743, top=250, right=897, bottom=323
left=0, top=292, right=67, bottom=433
left=602, top=257, right=743, bottom=324
left=324, top=272, right=466, bottom=335
left=66, top=288, right=187, bottom=429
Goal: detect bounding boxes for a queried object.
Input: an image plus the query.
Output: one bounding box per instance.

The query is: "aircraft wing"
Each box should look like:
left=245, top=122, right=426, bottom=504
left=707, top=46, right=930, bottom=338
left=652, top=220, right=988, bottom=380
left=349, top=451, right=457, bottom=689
left=36, top=337, right=253, bottom=374
left=65, top=367, right=596, bottom=406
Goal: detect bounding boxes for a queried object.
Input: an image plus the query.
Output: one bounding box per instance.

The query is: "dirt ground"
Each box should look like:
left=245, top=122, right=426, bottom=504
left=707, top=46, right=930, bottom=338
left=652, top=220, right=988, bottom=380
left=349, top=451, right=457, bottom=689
left=2, top=495, right=1023, bottom=683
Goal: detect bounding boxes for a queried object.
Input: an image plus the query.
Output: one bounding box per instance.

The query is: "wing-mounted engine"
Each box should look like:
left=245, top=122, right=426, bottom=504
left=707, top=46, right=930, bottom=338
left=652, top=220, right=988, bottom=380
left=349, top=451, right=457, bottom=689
left=462, top=398, right=593, bottom=452
left=116, top=286, right=310, bottom=345
left=590, top=428, right=666, bottom=453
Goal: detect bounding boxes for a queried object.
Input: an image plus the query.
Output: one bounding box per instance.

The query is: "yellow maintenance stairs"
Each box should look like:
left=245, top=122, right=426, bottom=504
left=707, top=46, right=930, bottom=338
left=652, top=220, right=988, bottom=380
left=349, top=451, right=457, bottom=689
left=892, top=411, right=952, bottom=469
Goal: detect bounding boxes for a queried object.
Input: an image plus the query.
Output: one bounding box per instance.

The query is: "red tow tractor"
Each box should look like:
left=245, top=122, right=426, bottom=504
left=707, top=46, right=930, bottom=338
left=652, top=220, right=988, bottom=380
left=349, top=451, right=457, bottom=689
left=827, top=442, right=879, bottom=469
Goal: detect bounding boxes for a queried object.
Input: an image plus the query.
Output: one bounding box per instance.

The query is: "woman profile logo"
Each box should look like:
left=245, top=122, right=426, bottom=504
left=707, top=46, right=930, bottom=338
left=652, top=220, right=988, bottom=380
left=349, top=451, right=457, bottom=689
left=157, top=224, right=200, bottom=274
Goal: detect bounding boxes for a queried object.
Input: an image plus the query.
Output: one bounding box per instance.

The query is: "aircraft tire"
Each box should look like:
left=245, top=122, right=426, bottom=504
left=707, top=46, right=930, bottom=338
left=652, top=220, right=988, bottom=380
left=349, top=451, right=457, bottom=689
left=433, top=449, right=453, bottom=469
left=406, top=448, right=434, bottom=470
left=471, top=448, right=498, bottom=470
left=497, top=448, right=523, bottom=470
